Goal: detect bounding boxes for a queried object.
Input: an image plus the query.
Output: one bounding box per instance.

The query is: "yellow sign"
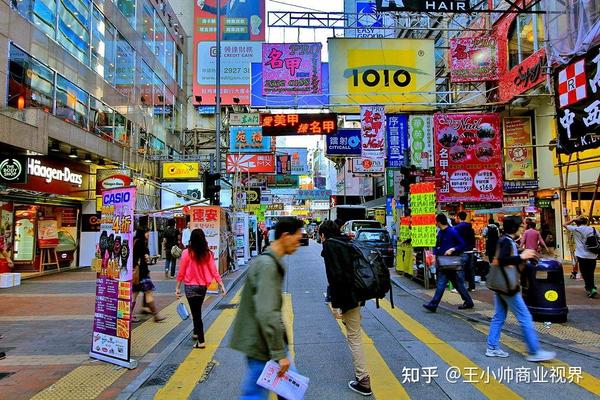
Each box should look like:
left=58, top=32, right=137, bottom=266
left=162, top=162, right=200, bottom=179
left=544, top=290, right=558, bottom=302
left=503, top=117, right=535, bottom=180
left=328, top=38, right=435, bottom=112
left=375, top=210, right=386, bottom=225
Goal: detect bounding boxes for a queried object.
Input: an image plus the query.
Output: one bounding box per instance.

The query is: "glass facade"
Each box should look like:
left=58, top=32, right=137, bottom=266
left=140, top=60, right=154, bottom=117
left=116, top=0, right=136, bottom=27
left=115, top=33, right=135, bottom=96
left=89, top=96, right=115, bottom=139
left=13, top=0, right=57, bottom=39
left=91, top=6, right=117, bottom=81
left=141, top=0, right=154, bottom=52
left=507, top=4, right=544, bottom=69
left=7, top=45, right=55, bottom=112
left=56, top=74, right=89, bottom=129
left=57, top=0, right=91, bottom=65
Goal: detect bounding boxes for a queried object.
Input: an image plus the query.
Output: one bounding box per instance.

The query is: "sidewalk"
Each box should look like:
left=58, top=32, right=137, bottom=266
left=392, top=267, right=600, bottom=360
left=0, top=259, right=247, bottom=400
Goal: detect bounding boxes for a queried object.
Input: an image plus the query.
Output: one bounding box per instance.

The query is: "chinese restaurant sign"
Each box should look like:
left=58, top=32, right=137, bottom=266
left=449, top=37, right=499, bottom=83
left=408, top=115, right=434, bottom=169
left=376, top=0, right=471, bottom=12
left=326, top=129, right=362, bottom=156
left=226, top=153, right=276, bottom=173
left=260, top=113, right=338, bottom=136
left=360, top=105, right=386, bottom=159
left=262, top=43, right=322, bottom=95
left=90, top=187, right=136, bottom=369
left=229, top=126, right=272, bottom=153
left=503, top=117, right=535, bottom=180
left=433, top=113, right=503, bottom=202
left=555, top=45, right=600, bottom=154
left=386, top=114, right=409, bottom=168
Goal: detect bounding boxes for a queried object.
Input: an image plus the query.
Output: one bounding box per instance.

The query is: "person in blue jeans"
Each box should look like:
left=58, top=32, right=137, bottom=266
left=423, top=214, right=474, bottom=312
left=486, top=216, right=556, bottom=362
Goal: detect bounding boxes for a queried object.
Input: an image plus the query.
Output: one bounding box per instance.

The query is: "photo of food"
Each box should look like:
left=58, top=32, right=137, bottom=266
left=475, top=142, right=494, bottom=162
left=477, top=122, right=496, bottom=141
left=449, top=146, right=468, bottom=162
left=437, top=127, right=459, bottom=148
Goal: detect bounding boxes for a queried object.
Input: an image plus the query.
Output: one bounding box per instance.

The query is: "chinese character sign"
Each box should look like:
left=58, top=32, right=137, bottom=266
left=450, top=37, right=499, bottom=83
left=260, top=113, right=338, bottom=136
left=279, top=148, right=309, bottom=175
left=262, top=43, right=322, bottom=95
left=503, top=117, right=534, bottom=180
left=409, top=183, right=437, bottom=247
left=190, top=206, right=222, bottom=256
left=229, top=126, right=272, bottom=153
left=555, top=45, right=600, bottom=154
left=326, top=129, right=362, bottom=156
left=433, top=113, right=503, bottom=202
left=409, top=115, right=434, bottom=169
left=361, top=105, right=386, bottom=160
left=386, top=114, right=409, bottom=167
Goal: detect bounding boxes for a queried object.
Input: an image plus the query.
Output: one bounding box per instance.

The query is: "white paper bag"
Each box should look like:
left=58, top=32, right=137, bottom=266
left=256, top=360, right=309, bottom=400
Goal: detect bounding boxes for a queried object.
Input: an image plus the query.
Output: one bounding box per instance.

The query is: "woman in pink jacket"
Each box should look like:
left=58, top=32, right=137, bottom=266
left=176, top=229, right=226, bottom=348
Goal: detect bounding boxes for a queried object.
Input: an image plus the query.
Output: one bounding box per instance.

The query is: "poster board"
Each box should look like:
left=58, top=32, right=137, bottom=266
left=37, top=220, right=59, bottom=247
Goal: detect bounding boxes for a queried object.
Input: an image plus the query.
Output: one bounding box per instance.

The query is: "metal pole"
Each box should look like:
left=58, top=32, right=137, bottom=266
left=215, top=2, right=222, bottom=173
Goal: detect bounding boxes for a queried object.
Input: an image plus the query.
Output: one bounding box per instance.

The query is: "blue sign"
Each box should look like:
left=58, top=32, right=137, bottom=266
left=326, top=129, right=362, bottom=156
left=357, top=1, right=382, bottom=28
left=297, top=189, right=332, bottom=201
left=196, top=106, right=216, bottom=114
left=386, top=195, right=394, bottom=216
left=229, top=126, right=272, bottom=153
left=386, top=114, right=409, bottom=168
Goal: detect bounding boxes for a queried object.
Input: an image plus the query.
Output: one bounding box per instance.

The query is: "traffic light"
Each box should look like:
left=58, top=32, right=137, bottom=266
left=203, top=172, right=221, bottom=205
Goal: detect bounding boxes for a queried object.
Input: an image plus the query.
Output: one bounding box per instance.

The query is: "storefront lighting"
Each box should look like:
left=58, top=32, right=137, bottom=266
left=69, top=149, right=78, bottom=159
left=84, top=154, right=92, bottom=163
left=50, top=141, right=60, bottom=152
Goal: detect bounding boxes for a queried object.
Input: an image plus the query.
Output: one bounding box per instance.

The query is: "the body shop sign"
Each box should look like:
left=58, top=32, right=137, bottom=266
left=0, top=156, right=27, bottom=183
left=434, top=113, right=503, bottom=202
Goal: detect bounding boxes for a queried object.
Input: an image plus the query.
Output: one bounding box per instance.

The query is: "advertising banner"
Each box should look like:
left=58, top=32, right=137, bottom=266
left=375, top=0, right=471, bottom=12
left=96, top=169, right=131, bottom=196
left=260, top=113, right=338, bottom=136
left=410, top=183, right=437, bottom=247
left=433, top=113, right=503, bottom=203
left=90, top=187, right=136, bottom=369
left=278, top=148, right=309, bottom=175
left=266, top=175, right=299, bottom=188
left=161, top=163, right=200, bottom=180
left=449, top=37, right=499, bottom=83
left=386, top=114, right=409, bottom=168
left=276, top=154, right=291, bottom=175
left=262, top=43, right=322, bottom=95
left=351, top=158, right=385, bottom=174
left=408, top=115, right=434, bottom=170
left=555, top=45, right=600, bottom=154
left=160, top=182, right=204, bottom=209
left=328, top=39, right=435, bottom=111
left=344, top=0, right=397, bottom=39
left=360, top=105, right=386, bottom=160
left=503, top=117, right=535, bottom=180
left=326, top=129, right=362, bottom=156
left=229, top=126, right=272, bottom=153
left=226, top=153, right=276, bottom=173
left=230, top=113, right=260, bottom=126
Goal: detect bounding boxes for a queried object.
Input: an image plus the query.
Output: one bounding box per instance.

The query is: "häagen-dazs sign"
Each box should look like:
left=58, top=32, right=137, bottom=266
left=28, top=159, right=83, bottom=186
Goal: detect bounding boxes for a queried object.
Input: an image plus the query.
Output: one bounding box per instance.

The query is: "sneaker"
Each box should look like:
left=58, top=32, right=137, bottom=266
left=458, top=302, right=474, bottom=310
left=0, top=352, right=5, bottom=360
left=348, top=376, right=372, bottom=396
left=526, top=350, right=556, bottom=362
left=485, top=348, right=509, bottom=358
left=451, top=288, right=458, bottom=293
left=588, top=288, right=598, bottom=299
left=570, top=272, right=577, bottom=280
left=422, top=303, right=437, bottom=313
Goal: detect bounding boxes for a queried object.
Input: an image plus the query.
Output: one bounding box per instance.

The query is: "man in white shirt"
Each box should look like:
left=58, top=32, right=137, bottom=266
left=181, top=222, right=192, bottom=247
left=565, top=217, right=599, bottom=298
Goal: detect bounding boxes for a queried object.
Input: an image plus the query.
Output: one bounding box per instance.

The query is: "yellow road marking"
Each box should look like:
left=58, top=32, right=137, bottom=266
left=283, top=293, right=295, bottom=360
left=154, top=289, right=242, bottom=400
left=379, top=300, right=522, bottom=400
left=470, top=320, right=600, bottom=397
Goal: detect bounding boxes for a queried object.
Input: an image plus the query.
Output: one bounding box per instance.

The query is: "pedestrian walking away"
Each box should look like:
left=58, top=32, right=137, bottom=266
left=320, top=220, right=372, bottom=396
left=482, top=218, right=500, bottom=262
left=564, top=217, right=600, bottom=298
left=163, top=219, right=181, bottom=278
left=455, top=211, right=476, bottom=291
left=229, top=217, right=304, bottom=400
left=521, top=221, right=549, bottom=253
left=176, top=228, right=226, bottom=348
left=486, top=216, right=556, bottom=362
left=132, top=227, right=165, bottom=323
left=423, top=214, right=474, bottom=313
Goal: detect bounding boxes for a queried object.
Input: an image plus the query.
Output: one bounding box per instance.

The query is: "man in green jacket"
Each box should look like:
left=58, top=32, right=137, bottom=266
left=230, top=217, right=304, bottom=399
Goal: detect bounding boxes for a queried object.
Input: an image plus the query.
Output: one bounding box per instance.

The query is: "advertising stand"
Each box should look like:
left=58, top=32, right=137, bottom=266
left=409, top=183, right=437, bottom=289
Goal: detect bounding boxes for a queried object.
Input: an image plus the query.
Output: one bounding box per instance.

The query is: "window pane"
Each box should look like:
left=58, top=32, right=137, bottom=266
left=176, top=49, right=183, bottom=88
left=57, top=0, right=90, bottom=65
left=153, top=71, right=164, bottom=125
left=140, top=61, right=153, bottom=117
left=117, top=0, right=136, bottom=27
left=115, top=34, right=135, bottom=96
left=148, top=134, right=165, bottom=155
left=507, top=20, right=520, bottom=70
left=154, top=16, right=166, bottom=67
left=56, top=75, right=89, bottom=129
left=92, top=7, right=113, bottom=78
left=165, top=33, right=175, bottom=78
left=104, top=22, right=117, bottom=85
left=164, top=88, right=174, bottom=131
left=114, top=112, right=130, bottom=145
left=7, top=45, right=54, bottom=112
left=89, top=97, right=114, bottom=139
left=519, top=14, right=535, bottom=61
left=141, top=0, right=154, bottom=52
left=13, top=0, right=57, bottom=39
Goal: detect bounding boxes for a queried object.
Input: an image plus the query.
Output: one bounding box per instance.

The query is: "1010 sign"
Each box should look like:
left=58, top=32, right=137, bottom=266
left=352, top=68, right=411, bottom=88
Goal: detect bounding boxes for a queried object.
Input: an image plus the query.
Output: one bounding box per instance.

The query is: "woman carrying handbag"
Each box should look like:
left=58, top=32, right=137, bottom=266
left=132, top=228, right=166, bottom=323
left=176, top=229, right=226, bottom=349
left=485, top=216, right=555, bottom=362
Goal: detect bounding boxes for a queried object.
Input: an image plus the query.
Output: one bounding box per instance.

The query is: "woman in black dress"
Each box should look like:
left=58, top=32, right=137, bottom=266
left=132, top=227, right=165, bottom=322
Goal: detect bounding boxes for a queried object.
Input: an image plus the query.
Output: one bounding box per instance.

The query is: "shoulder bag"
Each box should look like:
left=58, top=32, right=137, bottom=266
left=436, top=255, right=463, bottom=271
left=486, top=238, right=521, bottom=295
left=171, top=244, right=183, bottom=259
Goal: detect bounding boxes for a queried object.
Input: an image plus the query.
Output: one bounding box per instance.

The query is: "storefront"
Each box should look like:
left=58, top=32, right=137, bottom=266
left=0, top=155, right=91, bottom=272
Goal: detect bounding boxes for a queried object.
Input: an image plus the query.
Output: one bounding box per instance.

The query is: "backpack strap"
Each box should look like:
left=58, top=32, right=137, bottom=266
left=262, top=252, right=285, bottom=277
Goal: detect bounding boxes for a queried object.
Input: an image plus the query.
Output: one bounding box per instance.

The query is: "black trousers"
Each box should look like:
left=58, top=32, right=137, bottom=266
left=577, top=257, right=598, bottom=292
left=186, top=285, right=208, bottom=343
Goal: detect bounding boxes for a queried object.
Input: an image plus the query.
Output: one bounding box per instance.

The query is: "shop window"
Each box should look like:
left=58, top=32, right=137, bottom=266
left=115, top=33, right=135, bottom=96
left=92, top=6, right=116, bottom=82
left=507, top=6, right=545, bottom=70
left=13, top=205, right=37, bottom=263
left=89, top=97, right=115, bottom=140
left=56, top=75, right=89, bottom=129
left=116, top=0, right=136, bottom=27
left=57, top=0, right=90, bottom=65
left=7, top=44, right=55, bottom=112
left=12, top=0, right=57, bottom=40
left=148, top=135, right=165, bottom=155
left=141, top=0, right=154, bottom=53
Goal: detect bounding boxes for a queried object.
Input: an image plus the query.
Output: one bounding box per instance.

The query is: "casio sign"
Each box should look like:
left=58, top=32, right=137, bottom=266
left=103, top=192, right=131, bottom=205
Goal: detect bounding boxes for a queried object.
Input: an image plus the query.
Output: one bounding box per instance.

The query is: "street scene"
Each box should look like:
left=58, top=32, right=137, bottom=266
left=0, top=0, right=600, bottom=399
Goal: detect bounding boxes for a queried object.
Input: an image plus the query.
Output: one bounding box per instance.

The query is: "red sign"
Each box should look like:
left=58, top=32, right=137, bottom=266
left=433, top=113, right=503, bottom=203
left=11, top=158, right=89, bottom=198
left=260, top=113, right=338, bottom=136
left=449, top=37, right=499, bottom=83
left=96, top=169, right=132, bottom=195
left=226, top=153, right=276, bottom=173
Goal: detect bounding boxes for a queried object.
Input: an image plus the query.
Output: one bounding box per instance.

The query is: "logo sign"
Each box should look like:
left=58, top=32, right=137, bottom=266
left=375, top=0, right=471, bottom=12
left=360, top=105, right=386, bottom=160
left=409, top=115, right=434, bottom=169
left=386, top=114, right=409, bottom=168
left=226, top=153, right=276, bottom=173
left=278, top=148, right=309, bottom=175
left=0, top=156, right=27, bottom=183
left=262, top=43, right=322, bottom=96
left=555, top=45, right=600, bottom=154
left=503, top=117, right=535, bottom=180
left=264, top=175, right=299, bottom=188
left=96, top=169, right=131, bottom=194
left=328, top=39, right=435, bottom=111
left=82, top=213, right=101, bottom=232
left=450, top=37, right=499, bottom=83
left=326, top=129, right=362, bottom=156
left=345, top=0, right=397, bottom=39
left=260, top=113, right=338, bottom=136
left=244, top=187, right=262, bottom=204
left=161, top=162, right=200, bottom=179
left=433, top=113, right=503, bottom=203
left=229, top=126, right=272, bottom=153
left=351, top=158, right=385, bottom=174
left=229, top=113, right=260, bottom=126
left=197, top=105, right=217, bottom=114
left=28, top=158, right=83, bottom=186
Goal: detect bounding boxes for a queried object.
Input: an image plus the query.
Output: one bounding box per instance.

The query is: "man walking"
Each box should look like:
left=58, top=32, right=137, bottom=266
left=482, top=218, right=500, bottom=262
left=319, top=220, right=372, bottom=396
left=455, top=211, right=476, bottom=291
left=565, top=217, right=600, bottom=298
left=230, top=217, right=304, bottom=399
left=423, top=214, right=474, bottom=312
left=163, top=219, right=180, bottom=278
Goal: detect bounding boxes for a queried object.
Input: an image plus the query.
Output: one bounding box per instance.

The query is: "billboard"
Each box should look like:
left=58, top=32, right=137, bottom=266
left=326, top=129, right=362, bottom=156
left=387, top=114, right=409, bottom=168
left=226, top=153, right=276, bottom=173
left=260, top=113, right=338, bottom=136
left=344, top=0, right=396, bottom=38
left=262, top=43, right=322, bottom=95
left=328, top=38, right=435, bottom=111
left=278, top=148, right=309, bottom=175
left=360, top=105, right=386, bottom=160
left=503, top=117, right=535, bottom=181
left=161, top=162, right=200, bottom=179
left=375, top=0, right=471, bottom=12
left=229, top=126, right=272, bottom=153
left=449, top=37, right=499, bottom=83
left=160, top=182, right=204, bottom=209
left=433, top=113, right=503, bottom=203
left=336, top=171, right=373, bottom=196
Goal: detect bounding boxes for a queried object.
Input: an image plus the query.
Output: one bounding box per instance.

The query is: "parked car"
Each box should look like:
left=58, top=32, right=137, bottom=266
left=355, top=228, right=394, bottom=269
left=300, top=227, right=310, bottom=246
left=340, top=220, right=383, bottom=239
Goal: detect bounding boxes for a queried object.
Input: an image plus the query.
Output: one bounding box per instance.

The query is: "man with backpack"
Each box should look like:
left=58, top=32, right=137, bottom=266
left=455, top=211, right=476, bottom=291
left=482, top=218, right=500, bottom=262
left=564, top=217, right=600, bottom=298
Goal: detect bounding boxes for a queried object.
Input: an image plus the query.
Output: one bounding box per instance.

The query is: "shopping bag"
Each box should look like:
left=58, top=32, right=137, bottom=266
left=176, top=302, right=190, bottom=320
left=256, top=360, right=309, bottom=400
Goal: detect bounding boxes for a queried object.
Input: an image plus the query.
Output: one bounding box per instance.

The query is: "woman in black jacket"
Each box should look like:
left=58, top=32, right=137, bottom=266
left=132, top=228, right=165, bottom=322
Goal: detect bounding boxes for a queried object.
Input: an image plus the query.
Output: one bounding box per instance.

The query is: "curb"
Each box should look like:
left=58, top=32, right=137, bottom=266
left=116, top=265, right=249, bottom=400
left=390, top=275, right=600, bottom=362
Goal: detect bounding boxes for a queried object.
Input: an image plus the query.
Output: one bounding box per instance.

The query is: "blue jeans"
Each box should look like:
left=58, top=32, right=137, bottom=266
left=429, top=269, right=473, bottom=308
left=487, top=292, right=539, bottom=355
left=165, top=257, right=176, bottom=277
left=240, top=357, right=295, bottom=400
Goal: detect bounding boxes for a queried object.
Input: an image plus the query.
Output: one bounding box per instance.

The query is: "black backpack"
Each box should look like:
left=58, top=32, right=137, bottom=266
left=586, top=228, right=600, bottom=255
left=349, top=240, right=394, bottom=308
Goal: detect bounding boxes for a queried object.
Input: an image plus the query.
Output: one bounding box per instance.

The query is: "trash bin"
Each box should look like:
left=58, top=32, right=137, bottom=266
left=521, top=259, right=568, bottom=323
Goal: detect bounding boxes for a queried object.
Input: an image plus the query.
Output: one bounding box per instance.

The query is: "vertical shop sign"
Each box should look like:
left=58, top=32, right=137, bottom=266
left=386, top=114, right=408, bottom=167
left=90, top=187, right=136, bottom=369
left=408, top=115, right=434, bottom=169
left=262, top=43, right=322, bottom=95
left=503, top=117, right=534, bottom=180
left=409, top=182, right=437, bottom=247
left=279, top=148, right=309, bottom=175
left=360, top=105, right=386, bottom=159
left=190, top=206, right=222, bottom=256
left=434, top=113, right=503, bottom=202
left=449, top=37, right=499, bottom=83
left=276, top=154, right=291, bottom=175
